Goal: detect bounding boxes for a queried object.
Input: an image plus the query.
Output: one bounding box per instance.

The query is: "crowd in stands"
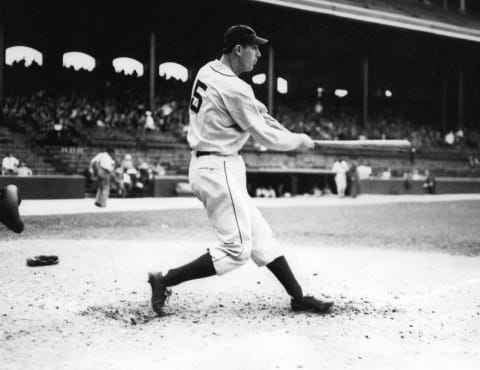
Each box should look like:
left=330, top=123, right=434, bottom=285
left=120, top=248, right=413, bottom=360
left=2, top=84, right=189, bottom=146
left=2, top=87, right=480, bottom=154
left=274, top=103, right=480, bottom=152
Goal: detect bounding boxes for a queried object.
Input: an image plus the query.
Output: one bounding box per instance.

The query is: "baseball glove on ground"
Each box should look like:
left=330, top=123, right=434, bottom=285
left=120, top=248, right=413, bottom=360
left=26, top=255, right=59, bottom=267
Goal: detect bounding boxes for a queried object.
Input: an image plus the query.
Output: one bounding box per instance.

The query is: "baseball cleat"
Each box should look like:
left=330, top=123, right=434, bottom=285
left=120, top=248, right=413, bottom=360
left=291, top=296, right=334, bottom=314
left=0, top=185, right=24, bottom=233
left=148, top=272, right=171, bottom=316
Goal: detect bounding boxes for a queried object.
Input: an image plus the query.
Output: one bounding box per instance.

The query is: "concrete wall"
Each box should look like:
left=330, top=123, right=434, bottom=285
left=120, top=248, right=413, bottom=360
left=0, top=176, right=85, bottom=199
left=1, top=174, right=479, bottom=199
left=359, top=178, right=480, bottom=195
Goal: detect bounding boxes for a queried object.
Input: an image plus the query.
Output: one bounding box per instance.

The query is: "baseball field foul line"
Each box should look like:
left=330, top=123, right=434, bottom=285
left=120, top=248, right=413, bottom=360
left=398, top=276, right=480, bottom=305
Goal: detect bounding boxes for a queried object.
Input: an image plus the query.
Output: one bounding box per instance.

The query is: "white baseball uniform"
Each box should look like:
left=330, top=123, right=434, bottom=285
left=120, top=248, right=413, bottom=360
left=332, top=160, right=348, bottom=197
left=187, top=59, right=310, bottom=275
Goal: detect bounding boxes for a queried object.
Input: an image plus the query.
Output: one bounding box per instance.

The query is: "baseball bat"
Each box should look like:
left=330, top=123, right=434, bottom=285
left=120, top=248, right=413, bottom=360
left=313, top=139, right=411, bottom=151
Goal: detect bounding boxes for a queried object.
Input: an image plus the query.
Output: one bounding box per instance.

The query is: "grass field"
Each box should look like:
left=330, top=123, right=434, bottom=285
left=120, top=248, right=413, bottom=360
left=1, top=196, right=480, bottom=369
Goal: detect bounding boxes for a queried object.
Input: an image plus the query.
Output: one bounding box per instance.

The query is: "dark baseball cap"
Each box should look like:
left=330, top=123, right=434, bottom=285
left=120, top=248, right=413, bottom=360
left=222, top=25, right=268, bottom=52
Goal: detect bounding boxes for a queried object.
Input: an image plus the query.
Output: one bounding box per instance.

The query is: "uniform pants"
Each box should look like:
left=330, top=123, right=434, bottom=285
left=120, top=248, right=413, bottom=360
left=335, top=173, right=347, bottom=197
left=95, top=168, right=111, bottom=207
left=189, top=153, right=283, bottom=275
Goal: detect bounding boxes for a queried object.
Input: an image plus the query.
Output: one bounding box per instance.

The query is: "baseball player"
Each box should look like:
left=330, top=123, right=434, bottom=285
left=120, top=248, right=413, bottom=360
left=148, top=25, right=333, bottom=315
left=332, top=158, right=348, bottom=197
left=89, top=148, right=115, bottom=207
left=0, top=184, right=24, bottom=233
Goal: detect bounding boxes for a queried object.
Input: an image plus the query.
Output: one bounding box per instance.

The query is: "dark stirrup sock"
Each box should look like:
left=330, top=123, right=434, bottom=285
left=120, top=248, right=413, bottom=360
left=266, top=256, right=303, bottom=300
left=162, top=253, right=216, bottom=287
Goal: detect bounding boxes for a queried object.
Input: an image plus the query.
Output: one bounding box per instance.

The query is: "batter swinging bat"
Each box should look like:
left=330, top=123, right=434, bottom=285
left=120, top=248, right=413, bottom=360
left=313, top=139, right=412, bottom=151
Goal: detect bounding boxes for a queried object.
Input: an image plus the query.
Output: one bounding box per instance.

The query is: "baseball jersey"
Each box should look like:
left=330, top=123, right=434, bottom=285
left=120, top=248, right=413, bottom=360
left=187, top=59, right=306, bottom=155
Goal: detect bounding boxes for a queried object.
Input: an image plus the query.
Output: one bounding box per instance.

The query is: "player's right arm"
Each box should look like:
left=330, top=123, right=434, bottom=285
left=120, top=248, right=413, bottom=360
left=223, top=85, right=313, bottom=152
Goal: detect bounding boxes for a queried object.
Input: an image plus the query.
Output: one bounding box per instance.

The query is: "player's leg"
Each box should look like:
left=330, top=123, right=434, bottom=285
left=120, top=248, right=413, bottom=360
left=94, top=175, right=103, bottom=207
left=248, top=199, right=333, bottom=313
left=99, top=170, right=110, bottom=206
left=95, top=170, right=109, bottom=207
left=148, top=155, right=253, bottom=315
left=0, top=184, right=25, bottom=233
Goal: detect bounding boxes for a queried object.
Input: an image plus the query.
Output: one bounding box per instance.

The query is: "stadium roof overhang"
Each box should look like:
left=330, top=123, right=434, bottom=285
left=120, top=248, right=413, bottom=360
left=251, top=0, right=480, bottom=43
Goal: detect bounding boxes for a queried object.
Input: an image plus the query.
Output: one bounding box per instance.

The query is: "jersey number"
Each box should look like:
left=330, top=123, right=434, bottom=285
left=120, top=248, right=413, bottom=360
left=190, top=80, right=207, bottom=113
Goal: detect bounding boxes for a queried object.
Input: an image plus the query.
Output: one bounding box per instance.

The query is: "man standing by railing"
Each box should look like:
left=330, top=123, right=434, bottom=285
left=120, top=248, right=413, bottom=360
left=2, top=152, right=19, bottom=175
left=89, top=148, right=115, bottom=207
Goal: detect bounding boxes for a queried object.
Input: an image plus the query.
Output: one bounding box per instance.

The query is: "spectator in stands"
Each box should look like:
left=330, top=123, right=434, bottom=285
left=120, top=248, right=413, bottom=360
left=423, top=170, right=436, bottom=194
left=468, top=154, right=480, bottom=168
left=121, top=167, right=134, bottom=197
left=310, top=184, right=322, bottom=197
left=152, top=161, right=167, bottom=176
left=347, top=161, right=360, bottom=198
left=121, top=153, right=134, bottom=172
left=255, top=186, right=267, bottom=198
left=266, top=185, right=276, bottom=198
left=138, top=161, right=154, bottom=196
left=16, top=161, right=33, bottom=176
left=2, top=153, right=19, bottom=175
left=411, top=169, right=425, bottom=181
left=357, top=161, right=372, bottom=179
left=381, top=167, right=392, bottom=179
left=112, top=167, right=127, bottom=197
left=445, top=131, right=455, bottom=145
left=144, top=111, right=156, bottom=131
left=255, top=185, right=275, bottom=198
left=89, top=148, right=115, bottom=207
left=332, top=158, right=348, bottom=197
left=403, top=169, right=413, bottom=191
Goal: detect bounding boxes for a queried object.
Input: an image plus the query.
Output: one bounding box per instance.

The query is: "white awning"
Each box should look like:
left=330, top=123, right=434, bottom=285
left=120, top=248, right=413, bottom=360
left=251, top=0, right=480, bottom=43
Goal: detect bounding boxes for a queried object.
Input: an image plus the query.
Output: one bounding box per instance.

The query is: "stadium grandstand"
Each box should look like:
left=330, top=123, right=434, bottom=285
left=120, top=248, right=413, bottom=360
left=1, top=0, right=480, bottom=197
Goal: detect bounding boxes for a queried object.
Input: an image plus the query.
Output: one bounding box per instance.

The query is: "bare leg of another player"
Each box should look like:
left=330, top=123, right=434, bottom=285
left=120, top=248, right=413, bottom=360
left=0, top=184, right=25, bottom=233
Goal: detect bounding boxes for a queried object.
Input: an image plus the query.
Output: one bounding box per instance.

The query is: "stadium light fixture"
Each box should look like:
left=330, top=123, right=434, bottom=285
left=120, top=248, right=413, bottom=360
left=277, top=77, right=288, bottom=94
left=62, top=52, right=95, bottom=71
left=159, top=62, right=188, bottom=82
left=334, top=89, right=348, bottom=98
left=252, top=73, right=266, bottom=85
left=112, top=57, right=144, bottom=77
left=5, top=46, right=43, bottom=67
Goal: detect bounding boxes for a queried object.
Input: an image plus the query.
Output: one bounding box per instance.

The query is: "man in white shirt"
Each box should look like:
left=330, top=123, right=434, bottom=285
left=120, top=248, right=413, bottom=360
left=16, top=162, right=33, bottom=176
left=357, top=162, right=372, bottom=180
left=148, top=25, right=333, bottom=316
left=144, top=111, right=156, bottom=131
left=332, top=159, right=348, bottom=197
left=2, top=153, right=19, bottom=175
left=89, top=148, right=115, bottom=207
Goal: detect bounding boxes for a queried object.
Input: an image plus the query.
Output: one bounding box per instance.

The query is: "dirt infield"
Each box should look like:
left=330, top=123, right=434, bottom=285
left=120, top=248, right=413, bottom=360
left=1, top=195, right=480, bottom=369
